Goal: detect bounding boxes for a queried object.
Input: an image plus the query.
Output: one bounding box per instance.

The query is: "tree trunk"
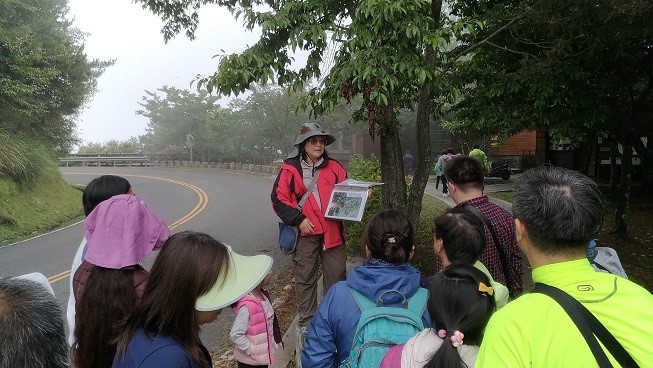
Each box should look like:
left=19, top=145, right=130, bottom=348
left=379, top=104, right=407, bottom=211
left=580, top=132, right=596, bottom=176
left=633, top=135, right=653, bottom=193
left=406, top=80, right=432, bottom=230
left=405, top=0, right=443, bottom=231
left=609, top=139, right=619, bottom=197
left=614, top=138, right=632, bottom=234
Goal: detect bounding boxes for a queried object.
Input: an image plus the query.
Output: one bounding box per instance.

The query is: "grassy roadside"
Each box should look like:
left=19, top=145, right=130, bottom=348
left=409, top=195, right=452, bottom=276
left=0, top=171, right=83, bottom=246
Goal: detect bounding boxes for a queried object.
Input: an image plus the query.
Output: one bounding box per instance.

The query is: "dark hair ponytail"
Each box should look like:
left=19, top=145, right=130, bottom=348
left=424, top=263, right=496, bottom=368
left=363, top=210, right=414, bottom=264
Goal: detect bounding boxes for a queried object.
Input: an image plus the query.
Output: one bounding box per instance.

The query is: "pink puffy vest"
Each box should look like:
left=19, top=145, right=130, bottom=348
left=233, top=295, right=275, bottom=365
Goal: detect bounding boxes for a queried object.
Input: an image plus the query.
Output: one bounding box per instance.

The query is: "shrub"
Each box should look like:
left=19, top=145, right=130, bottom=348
left=343, top=154, right=382, bottom=256
left=0, top=133, right=57, bottom=186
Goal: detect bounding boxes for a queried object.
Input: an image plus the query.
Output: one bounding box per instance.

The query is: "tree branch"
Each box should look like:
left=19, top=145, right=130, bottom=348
left=437, top=4, right=537, bottom=74
left=485, top=41, right=543, bottom=63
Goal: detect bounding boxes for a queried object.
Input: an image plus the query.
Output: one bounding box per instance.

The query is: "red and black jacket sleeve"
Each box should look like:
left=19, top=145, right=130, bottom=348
left=271, top=158, right=306, bottom=226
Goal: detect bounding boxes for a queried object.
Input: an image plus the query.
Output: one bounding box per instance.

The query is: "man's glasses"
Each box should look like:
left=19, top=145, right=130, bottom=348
left=308, top=137, right=327, bottom=145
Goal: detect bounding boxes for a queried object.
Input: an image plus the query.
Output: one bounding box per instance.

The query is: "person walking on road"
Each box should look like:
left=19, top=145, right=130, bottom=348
left=433, top=150, right=446, bottom=190
left=436, top=148, right=456, bottom=196
left=403, top=150, right=414, bottom=176
left=271, top=122, right=348, bottom=350
left=468, top=144, right=489, bottom=173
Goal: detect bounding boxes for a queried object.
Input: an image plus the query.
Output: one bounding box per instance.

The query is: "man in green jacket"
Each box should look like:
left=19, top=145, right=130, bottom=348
left=468, top=144, right=489, bottom=172
left=476, top=166, right=653, bottom=367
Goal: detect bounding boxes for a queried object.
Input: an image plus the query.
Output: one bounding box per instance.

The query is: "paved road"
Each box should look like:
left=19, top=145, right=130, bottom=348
left=0, top=166, right=291, bottom=350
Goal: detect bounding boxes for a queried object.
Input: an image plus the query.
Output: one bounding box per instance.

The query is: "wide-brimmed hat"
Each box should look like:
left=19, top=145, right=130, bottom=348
left=84, top=194, right=171, bottom=269
left=195, top=246, right=273, bottom=311
left=287, top=122, right=336, bottom=158
left=293, top=122, right=336, bottom=147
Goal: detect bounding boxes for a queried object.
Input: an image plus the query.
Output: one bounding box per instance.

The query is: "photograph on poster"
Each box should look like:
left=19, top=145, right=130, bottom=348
left=325, top=179, right=383, bottom=222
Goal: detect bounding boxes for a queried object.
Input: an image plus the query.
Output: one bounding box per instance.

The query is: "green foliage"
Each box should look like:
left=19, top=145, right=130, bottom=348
left=445, top=0, right=653, bottom=234
left=77, top=137, right=145, bottom=154
left=136, top=0, right=485, bottom=231
left=343, top=154, right=382, bottom=255
left=0, top=0, right=112, bottom=154
left=0, top=170, right=83, bottom=246
left=134, top=83, right=366, bottom=160
left=0, top=133, right=57, bottom=186
left=447, top=0, right=653, bottom=146
left=136, top=86, right=227, bottom=160
left=228, top=84, right=310, bottom=158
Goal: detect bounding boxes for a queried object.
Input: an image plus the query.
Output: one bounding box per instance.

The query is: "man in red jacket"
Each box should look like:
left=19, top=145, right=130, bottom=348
left=271, top=123, right=348, bottom=349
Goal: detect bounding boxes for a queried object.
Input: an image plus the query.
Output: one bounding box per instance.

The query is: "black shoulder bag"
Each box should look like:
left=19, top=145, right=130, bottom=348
left=463, top=204, right=514, bottom=296
left=532, top=283, right=639, bottom=368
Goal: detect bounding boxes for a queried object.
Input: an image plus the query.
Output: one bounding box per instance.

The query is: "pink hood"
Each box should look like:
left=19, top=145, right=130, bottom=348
left=84, top=194, right=170, bottom=269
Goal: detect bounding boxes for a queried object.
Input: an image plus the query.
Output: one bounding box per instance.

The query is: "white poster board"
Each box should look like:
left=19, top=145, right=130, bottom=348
left=325, top=179, right=383, bottom=222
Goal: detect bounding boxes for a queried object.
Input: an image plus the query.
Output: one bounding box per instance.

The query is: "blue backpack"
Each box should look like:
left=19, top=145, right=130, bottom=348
left=340, top=288, right=428, bottom=368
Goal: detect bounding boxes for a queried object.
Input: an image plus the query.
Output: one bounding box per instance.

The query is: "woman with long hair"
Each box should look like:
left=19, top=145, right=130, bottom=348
left=113, top=231, right=272, bottom=368
left=73, top=193, right=170, bottom=368
left=67, top=175, right=132, bottom=348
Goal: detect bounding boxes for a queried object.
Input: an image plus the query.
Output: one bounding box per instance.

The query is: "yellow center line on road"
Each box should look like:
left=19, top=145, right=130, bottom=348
left=47, top=173, right=209, bottom=284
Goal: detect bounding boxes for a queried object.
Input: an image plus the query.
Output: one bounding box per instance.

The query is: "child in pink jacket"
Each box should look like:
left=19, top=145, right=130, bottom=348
left=230, top=268, right=283, bottom=368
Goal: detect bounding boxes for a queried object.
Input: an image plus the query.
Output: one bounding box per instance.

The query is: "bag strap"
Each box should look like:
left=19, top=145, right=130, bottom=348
left=298, top=169, right=321, bottom=209
left=350, top=288, right=376, bottom=312
left=532, top=283, right=638, bottom=368
left=406, top=288, right=428, bottom=319
left=591, top=260, right=611, bottom=273
left=463, top=204, right=513, bottom=295
left=350, top=287, right=428, bottom=317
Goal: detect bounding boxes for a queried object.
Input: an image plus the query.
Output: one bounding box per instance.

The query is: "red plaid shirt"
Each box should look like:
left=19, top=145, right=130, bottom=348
left=457, top=195, right=523, bottom=297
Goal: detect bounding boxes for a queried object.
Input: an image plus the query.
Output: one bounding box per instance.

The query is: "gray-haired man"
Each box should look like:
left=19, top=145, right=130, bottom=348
left=477, top=166, right=653, bottom=367
left=0, top=276, right=69, bottom=368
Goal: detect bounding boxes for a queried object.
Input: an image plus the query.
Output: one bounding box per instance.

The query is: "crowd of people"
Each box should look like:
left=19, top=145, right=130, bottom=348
left=2, top=124, right=652, bottom=368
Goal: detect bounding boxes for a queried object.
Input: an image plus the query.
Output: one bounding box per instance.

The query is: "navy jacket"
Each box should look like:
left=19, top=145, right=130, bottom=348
left=300, top=259, right=430, bottom=368
left=112, top=329, right=211, bottom=368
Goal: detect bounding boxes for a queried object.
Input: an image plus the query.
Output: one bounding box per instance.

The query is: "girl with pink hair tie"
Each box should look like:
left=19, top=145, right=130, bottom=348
left=382, top=263, right=496, bottom=368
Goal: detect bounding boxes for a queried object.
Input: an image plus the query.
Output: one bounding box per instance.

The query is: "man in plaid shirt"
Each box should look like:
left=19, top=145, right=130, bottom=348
left=444, top=156, right=523, bottom=297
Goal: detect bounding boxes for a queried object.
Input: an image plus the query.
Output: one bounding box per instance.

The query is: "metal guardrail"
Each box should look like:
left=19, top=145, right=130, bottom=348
left=59, top=156, right=150, bottom=167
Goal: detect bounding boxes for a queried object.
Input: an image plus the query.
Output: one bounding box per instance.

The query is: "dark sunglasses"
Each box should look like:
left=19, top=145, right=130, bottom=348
left=308, top=137, right=327, bottom=145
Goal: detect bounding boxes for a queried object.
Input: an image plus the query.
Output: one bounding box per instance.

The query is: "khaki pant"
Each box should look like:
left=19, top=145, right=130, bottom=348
left=293, top=234, right=346, bottom=326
